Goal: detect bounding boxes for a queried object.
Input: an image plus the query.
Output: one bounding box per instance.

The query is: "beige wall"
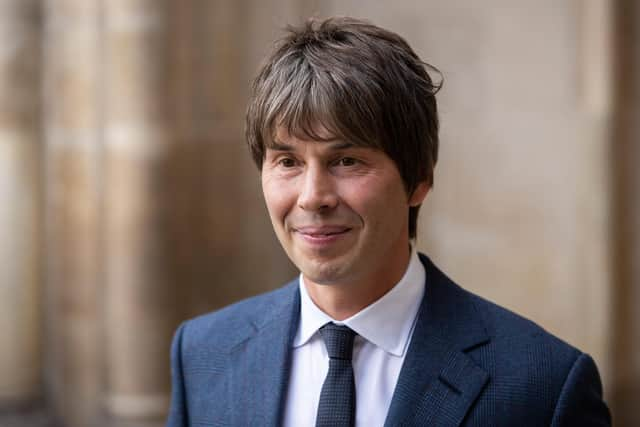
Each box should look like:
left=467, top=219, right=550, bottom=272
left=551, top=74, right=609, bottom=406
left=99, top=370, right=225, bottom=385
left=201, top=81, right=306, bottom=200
left=0, top=1, right=637, bottom=426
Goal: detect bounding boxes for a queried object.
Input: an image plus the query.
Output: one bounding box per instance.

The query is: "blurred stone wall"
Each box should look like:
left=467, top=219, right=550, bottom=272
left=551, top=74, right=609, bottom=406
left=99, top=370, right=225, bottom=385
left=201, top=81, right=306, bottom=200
left=0, top=0, right=42, bottom=408
left=0, top=0, right=637, bottom=426
left=43, top=1, right=103, bottom=425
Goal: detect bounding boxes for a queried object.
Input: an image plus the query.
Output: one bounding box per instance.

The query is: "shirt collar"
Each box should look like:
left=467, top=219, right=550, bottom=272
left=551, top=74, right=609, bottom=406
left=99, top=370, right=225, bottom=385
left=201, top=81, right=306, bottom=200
left=293, top=247, right=426, bottom=357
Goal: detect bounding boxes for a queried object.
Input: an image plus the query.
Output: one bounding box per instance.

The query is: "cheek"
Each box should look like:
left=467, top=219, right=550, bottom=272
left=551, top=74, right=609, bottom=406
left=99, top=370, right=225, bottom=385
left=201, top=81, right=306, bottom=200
left=343, top=179, right=408, bottom=229
left=262, top=179, right=295, bottom=221
left=344, top=177, right=406, bottom=210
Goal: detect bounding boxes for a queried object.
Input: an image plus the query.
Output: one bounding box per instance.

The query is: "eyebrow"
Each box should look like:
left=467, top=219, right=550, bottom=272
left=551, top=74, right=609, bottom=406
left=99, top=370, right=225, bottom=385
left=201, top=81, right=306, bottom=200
left=266, top=140, right=359, bottom=152
left=267, top=141, right=295, bottom=152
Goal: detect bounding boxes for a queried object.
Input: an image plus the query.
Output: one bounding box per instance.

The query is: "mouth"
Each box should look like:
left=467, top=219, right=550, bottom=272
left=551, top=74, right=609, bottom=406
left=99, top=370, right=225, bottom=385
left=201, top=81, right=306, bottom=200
left=291, top=226, right=353, bottom=245
left=293, top=226, right=352, bottom=237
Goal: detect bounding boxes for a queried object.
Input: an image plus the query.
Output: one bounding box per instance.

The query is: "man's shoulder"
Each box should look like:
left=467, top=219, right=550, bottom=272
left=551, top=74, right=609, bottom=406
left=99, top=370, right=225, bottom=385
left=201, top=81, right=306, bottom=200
left=423, top=258, right=609, bottom=423
left=178, top=279, right=299, bottom=352
left=422, top=254, right=584, bottom=370
left=461, top=279, right=583, bottom=367
left=428, top=257, right=590, bottom=399
left=467, top=285, right=576, bottom=352
left=425, top=254, right=578, bottom=350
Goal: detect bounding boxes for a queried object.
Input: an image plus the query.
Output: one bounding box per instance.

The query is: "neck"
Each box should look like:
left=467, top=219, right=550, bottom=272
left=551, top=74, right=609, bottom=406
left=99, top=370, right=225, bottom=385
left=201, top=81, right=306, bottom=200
left=304, top=246, right=412, bottom=321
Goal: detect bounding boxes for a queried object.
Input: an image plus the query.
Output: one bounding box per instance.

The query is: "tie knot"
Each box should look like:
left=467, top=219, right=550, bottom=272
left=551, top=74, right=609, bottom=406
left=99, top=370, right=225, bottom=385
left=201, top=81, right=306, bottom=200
left=319, top=323, right=356, bottom=360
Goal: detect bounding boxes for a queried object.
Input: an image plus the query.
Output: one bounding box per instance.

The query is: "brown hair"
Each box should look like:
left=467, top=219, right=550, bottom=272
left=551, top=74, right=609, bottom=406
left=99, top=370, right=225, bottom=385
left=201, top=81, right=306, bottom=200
left=246, top=17, right=441, bottom=238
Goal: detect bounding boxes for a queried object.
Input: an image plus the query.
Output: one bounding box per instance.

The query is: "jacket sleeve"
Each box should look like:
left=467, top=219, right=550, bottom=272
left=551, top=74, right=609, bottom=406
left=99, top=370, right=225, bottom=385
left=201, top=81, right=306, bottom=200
left=167, top=322, right=188, bottom=427
left=550, top=353, right=611, bottom=426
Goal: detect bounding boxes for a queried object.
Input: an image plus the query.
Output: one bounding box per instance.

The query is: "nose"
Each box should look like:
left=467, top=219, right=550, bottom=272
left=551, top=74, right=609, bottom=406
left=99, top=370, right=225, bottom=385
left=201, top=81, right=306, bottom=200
left=297, top=165, right=338, bottom=212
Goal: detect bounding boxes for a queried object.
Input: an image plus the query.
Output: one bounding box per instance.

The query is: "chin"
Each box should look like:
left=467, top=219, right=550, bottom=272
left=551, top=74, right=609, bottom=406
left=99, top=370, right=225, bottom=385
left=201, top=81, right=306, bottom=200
left=299, top=258, right=351, bottom=286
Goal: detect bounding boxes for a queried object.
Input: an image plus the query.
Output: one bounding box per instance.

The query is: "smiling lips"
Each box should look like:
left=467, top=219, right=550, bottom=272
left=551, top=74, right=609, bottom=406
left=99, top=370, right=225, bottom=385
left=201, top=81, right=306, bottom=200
left=293, top=226, right=352, bottom=243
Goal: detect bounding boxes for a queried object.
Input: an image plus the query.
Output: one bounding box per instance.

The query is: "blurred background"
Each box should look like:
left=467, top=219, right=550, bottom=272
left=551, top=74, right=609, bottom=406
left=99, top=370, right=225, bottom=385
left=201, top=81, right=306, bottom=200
left=0, top=0, right=637, bottom=426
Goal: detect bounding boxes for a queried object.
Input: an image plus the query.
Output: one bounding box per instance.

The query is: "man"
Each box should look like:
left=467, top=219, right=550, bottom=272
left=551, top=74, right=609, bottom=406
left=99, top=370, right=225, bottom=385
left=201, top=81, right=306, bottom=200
left=167, top=17, right=611, bottom=426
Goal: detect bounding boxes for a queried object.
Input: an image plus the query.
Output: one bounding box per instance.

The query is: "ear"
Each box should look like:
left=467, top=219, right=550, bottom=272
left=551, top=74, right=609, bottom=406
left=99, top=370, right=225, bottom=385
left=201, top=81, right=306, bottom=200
left=408, top=181, right=430, bottom=207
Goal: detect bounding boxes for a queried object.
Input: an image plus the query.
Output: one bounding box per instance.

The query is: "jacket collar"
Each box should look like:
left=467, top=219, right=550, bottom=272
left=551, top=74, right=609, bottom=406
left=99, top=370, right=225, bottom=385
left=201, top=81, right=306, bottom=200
left=384, top=254, right=490, bottom=426
left=227, top=281, right=300, bottom=426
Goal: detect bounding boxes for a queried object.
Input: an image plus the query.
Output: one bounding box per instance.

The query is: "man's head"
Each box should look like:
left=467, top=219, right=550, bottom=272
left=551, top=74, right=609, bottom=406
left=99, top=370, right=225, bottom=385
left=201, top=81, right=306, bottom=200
left=246, top=17, right=441, bottom=239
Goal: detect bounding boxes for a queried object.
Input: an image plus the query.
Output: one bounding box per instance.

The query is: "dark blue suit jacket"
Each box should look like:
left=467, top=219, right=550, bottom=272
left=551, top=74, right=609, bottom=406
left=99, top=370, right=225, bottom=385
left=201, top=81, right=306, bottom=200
left=167, top=254, right=611, bottom=426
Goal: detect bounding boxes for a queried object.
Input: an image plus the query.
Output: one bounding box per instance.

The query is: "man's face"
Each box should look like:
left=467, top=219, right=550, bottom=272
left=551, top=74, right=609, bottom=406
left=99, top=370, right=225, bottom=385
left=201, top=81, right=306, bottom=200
left=261, top=126, right=428, bottom=289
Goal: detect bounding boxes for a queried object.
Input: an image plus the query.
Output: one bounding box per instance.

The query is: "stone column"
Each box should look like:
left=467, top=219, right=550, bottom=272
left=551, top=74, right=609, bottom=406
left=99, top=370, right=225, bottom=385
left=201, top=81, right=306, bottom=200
left=42, top=1, right=103, bottom=426
left=0, top=0, right=42, bottom=406
left=103, top=0, right=177, bottom=423
left=612, top=0, right=640, bottom=424
left=573, top=0, right=614, bottom=386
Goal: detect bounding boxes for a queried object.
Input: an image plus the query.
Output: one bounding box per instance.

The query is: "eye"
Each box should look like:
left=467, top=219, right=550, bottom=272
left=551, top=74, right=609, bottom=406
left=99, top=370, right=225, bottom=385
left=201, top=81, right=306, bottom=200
left=277, top=157, right=296, bottom=168
left=337, top=157, right=357, bottom=166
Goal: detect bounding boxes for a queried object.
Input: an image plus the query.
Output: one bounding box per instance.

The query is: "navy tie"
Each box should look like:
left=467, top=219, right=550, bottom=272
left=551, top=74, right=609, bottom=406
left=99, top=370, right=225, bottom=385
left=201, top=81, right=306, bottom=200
left=316, top=323, right=357, bottom=427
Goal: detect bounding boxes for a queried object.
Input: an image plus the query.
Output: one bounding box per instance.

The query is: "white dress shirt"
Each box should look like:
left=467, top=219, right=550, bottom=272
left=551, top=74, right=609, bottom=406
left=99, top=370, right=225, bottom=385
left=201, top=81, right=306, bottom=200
left=282, top=248, right=426, bottom=427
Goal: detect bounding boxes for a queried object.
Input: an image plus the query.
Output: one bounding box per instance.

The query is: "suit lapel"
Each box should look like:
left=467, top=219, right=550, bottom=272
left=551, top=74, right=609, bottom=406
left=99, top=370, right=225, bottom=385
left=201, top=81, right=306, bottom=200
left=384, top=255, right=490, bottom=427
left=228, top=283, right=300, bottom=427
